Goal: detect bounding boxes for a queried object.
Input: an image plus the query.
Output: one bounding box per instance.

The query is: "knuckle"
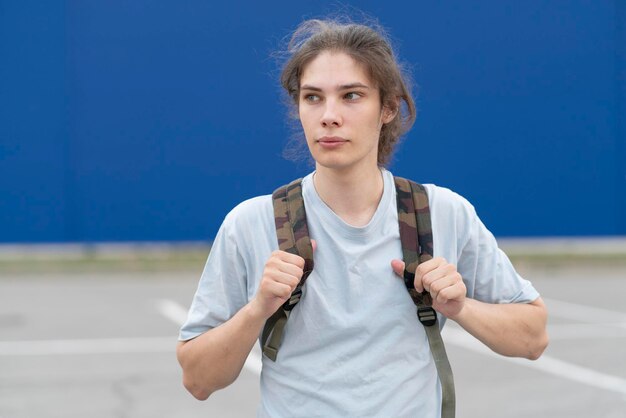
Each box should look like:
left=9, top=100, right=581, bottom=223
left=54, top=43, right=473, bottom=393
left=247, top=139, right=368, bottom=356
left=422, top=273, right=433, bottom=286
left=281, top=287, right=293, bottom=299
left=430, top=281, right=442, bottom=293
left=295, top=256, right=306, bottom=269
left=288, top=276, right=300, bottom=289
left=295, top=266, right=304, bottom=278
left=263, top=265, right=276, bottom=278
left=416, top=264, right=427, bottom=277
left=266, top=257, right=278, bottom=269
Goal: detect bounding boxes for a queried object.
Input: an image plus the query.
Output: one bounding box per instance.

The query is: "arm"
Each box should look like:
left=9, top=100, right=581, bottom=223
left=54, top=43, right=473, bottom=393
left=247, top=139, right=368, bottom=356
left=177, top=250, right=305, bottom=400
left=176, top=302, right=265, bottom=400
left=451, top=296, right=548, bottom=360
left=390, top=257, right=548, bottom=360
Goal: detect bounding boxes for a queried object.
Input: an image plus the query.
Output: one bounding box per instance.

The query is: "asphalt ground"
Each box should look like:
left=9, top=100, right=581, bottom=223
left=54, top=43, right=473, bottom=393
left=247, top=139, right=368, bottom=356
left=0, top=262, right=625, bottom=418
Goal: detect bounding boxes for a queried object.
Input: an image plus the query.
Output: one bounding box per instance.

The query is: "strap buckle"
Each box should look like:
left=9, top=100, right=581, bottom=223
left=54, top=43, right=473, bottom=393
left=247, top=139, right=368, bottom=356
left=417, top=306, right=437, bottom=327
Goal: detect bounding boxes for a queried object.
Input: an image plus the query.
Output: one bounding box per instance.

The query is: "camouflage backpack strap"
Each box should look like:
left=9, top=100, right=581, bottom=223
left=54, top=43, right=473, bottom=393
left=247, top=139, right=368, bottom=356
left=395, top=176, right=456, bottom=418
left=262, top=178, right=314, bottom=361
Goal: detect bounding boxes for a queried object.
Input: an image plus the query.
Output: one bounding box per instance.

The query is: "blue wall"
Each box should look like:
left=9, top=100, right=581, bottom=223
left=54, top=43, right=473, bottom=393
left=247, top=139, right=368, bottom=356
left=1, top=1, right=624, bottom=243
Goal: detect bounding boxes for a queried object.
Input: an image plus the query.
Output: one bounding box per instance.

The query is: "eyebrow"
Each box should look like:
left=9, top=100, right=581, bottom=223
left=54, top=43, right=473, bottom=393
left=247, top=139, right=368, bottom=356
left=300, top=82, right=371, bottom=92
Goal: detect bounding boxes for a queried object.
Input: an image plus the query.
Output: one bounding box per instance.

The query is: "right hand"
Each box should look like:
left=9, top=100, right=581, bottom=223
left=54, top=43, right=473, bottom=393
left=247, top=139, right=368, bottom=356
left=250, top=250, right=306, bottom=320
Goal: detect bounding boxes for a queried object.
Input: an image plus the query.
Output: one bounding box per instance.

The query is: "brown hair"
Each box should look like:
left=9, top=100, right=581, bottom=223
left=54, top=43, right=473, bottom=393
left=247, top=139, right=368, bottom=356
left=280, top=17, right=416, bottom=166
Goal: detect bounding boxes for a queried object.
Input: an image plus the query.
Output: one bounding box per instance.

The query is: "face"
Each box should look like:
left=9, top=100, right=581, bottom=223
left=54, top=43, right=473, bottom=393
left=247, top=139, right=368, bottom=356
left=298, top=51, right=394, bottom=173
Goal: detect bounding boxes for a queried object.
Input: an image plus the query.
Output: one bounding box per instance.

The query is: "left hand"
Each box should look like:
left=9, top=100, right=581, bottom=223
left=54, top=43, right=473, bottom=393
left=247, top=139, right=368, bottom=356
left=391, top=257, right=467, bottom=319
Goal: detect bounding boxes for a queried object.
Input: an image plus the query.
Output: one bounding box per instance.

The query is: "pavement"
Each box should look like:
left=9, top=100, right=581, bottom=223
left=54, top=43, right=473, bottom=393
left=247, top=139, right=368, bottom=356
left=0, top=258, right=625, bottom=417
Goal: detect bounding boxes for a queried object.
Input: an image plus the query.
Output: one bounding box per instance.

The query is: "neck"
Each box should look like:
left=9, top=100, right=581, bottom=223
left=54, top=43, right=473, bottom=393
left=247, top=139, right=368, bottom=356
left=313, top=164, right=384, bottom=227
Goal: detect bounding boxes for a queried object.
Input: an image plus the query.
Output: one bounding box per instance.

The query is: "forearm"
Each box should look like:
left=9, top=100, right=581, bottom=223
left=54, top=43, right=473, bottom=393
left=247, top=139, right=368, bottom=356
left=451, top=297, right=548, bottom=360
left=176, top=302, right=266, bottom=400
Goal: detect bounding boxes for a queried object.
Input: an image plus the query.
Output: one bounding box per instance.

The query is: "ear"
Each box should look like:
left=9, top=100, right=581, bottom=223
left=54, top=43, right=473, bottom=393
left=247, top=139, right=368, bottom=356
left=381, top=98, right=400, bottom=124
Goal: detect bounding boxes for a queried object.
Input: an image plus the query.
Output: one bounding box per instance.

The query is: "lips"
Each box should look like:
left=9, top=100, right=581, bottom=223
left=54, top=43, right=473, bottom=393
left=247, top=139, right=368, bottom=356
left=317, top=136, right=347, bottom=144
left=317, top=136, right=347, bottom=150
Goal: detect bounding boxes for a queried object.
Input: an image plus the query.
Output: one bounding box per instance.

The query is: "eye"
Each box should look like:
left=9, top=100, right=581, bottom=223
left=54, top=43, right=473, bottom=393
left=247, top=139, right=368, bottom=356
left=344, top=92, right=362, bottom=101
left=302, top=94, right=320, bottom=103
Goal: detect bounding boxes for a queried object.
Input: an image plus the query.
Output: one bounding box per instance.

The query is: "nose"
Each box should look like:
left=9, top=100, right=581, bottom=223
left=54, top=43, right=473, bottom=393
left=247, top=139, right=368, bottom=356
left=320, top=100, right=342, bottom=127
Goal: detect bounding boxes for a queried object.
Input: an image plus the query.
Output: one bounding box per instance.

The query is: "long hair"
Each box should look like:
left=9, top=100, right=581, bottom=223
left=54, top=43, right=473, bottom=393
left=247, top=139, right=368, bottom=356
left=280, top=17, right=416, bottom=166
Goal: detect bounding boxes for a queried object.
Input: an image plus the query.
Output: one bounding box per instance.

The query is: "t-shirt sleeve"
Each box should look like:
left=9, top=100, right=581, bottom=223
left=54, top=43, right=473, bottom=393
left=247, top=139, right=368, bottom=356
left=178, top=214, right=249, bottom=341
left=454, top=196, right=540, bottom=304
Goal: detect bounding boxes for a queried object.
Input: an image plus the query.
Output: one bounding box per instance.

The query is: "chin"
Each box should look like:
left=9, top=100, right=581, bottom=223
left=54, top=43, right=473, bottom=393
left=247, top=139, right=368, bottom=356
left=315, top=160, right=359, bottom=173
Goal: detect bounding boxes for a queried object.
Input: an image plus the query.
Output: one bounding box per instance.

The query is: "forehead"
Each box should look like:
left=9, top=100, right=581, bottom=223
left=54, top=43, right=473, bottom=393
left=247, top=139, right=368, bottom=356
left=299, top=51, right=373, bottom=88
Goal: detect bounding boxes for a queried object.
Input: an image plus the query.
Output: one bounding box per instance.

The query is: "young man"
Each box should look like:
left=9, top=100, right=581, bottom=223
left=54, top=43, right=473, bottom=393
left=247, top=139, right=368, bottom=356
left=177, top=19, right=548, bottom=417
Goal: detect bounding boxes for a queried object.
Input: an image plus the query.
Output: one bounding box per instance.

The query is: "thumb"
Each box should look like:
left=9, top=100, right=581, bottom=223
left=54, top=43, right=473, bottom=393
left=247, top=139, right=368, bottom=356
left=390, top=259, right=405, bottom=278
left=311, top=239, right=317, bottom=253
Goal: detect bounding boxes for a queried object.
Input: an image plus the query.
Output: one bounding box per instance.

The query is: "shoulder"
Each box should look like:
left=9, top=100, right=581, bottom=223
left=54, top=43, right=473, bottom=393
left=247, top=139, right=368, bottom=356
left=389, top=172, right=477, bottom=224
left=220, top=175, right=313, bottom=237
left=210, top=193, right=279, bottom=267
left=222, top=193, right=274, bottom=230
left=225, top=194, right=273, bottom=221
left=389, top=172, right=478, bottom=234
left=419, top=184, right=480, bottom=247
left=421, top=184, right=477, bottom=221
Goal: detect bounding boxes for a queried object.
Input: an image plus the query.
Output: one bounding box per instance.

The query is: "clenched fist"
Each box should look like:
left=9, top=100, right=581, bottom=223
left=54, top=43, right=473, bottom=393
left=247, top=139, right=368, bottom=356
left=250, top=240, right=316, bottom=320
left=391, top=257, right=467, bottom=319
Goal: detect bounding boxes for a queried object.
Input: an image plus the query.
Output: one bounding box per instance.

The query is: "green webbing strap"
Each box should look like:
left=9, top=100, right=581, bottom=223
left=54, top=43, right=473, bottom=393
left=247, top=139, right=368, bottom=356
left=262, top=179, right=314, bottom=361
left=416, top=254, right=455, bottom=418
left=395, top=176, right=456, bottom=418
left=262, top=311, right=289, bottom=361
left=421, top=309, right=456, bottom=418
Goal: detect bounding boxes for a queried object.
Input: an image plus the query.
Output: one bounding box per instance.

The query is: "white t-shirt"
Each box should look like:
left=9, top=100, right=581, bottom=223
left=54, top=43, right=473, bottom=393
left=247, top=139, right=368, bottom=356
left=179, top=169, right=540, bottom=418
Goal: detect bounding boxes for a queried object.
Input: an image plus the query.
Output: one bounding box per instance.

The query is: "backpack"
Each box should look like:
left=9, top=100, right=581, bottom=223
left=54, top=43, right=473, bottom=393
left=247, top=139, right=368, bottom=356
left=261, top=176, right=455, bottom=418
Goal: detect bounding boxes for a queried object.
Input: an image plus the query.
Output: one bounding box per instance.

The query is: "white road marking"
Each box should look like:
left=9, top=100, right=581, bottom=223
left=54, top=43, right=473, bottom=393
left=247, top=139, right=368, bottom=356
left=157, top=299, right=263, bottom=375
left=548, top=323, right=626, bottom=340
left=543, top=297, right=626, bottom=327
left=156, top=299, right=626, bottom=392
left=0, top=337, right=175, bottom=356
left=156, top=299, right=189, bottom=325
left=443, top=325, right=626, bottom=396
left=246, top=345, right=263, bottom=375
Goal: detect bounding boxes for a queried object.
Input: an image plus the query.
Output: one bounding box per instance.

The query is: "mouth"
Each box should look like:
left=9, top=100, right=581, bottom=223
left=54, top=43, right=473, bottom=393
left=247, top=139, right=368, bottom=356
left=317, top=136, right=348, bottom=144
left=316, top=136, right=348, bottom=150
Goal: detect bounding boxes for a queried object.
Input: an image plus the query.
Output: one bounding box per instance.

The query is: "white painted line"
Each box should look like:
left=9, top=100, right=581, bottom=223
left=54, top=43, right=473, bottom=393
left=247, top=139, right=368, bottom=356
left=548, top=323, right=626, bottom=340
left=157, top=299, right=263, bottom=376
left=443, top=325, right=626, bottom=396
left=246, top=344, right=263, bottom=375
left=159, top=299, right=626, bottom=385
left=0, top=337, right=175, bottom=356
left=544, top=298, right=626, bottom=326
left=156, top=299, right=190, bottom=325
